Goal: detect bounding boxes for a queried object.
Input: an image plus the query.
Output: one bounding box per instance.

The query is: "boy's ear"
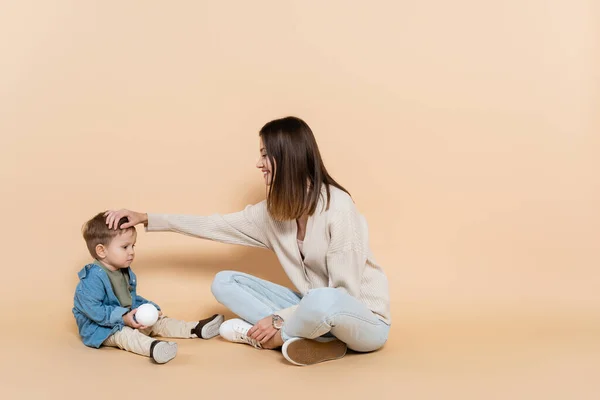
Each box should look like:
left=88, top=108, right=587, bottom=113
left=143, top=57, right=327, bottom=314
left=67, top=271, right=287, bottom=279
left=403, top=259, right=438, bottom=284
left=96, top=244, right=107, bottom=259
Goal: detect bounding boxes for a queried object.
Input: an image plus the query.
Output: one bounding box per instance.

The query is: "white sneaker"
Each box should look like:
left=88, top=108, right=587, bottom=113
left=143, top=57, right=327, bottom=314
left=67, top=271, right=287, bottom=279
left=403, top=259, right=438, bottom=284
left=218, top=318, right=262, bottom=349
left=192, top=313, right=225, bottom=339
left=150, top=340, right=178, bottom=364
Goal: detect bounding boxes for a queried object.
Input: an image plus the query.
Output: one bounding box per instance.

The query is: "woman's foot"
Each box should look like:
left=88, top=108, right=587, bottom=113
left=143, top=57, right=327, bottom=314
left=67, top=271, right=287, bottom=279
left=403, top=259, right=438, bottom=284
left=261, top=330, right=284, bottom=349
left=282, top=337, right=347, bottom=366
left=218, top=318, right=262, bottom=349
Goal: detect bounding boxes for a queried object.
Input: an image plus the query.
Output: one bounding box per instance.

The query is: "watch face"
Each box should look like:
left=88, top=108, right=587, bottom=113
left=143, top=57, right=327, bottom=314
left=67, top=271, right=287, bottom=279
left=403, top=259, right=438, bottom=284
left=273, top=315, right=283, bottom=329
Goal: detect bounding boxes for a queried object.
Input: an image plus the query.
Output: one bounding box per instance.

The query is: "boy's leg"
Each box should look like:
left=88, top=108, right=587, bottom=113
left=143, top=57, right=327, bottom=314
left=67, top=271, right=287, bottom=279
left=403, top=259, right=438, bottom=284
left=147, top=314, right=224, bottom=339
left=211, top=270, right=302, bottom=324
left=103, top=326, right=156, bottom=356
left=104, top=326, right=178, bottom=364
left=146, top=316, right=199, bottom=338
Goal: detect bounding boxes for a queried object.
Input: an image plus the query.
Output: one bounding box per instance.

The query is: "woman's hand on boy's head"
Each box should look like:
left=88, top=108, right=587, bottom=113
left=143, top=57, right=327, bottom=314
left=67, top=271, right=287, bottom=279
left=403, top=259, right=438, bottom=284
left=123, top=308, right=147, bottom=330
left=104, top=209, right=148, bottom=230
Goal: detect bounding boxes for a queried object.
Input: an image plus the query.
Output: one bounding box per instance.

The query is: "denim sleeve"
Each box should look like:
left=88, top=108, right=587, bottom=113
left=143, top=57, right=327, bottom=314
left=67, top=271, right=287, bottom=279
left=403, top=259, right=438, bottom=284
left=134, top=294, right=161, bottom=311
left=74, top=275, right=129, bottom=327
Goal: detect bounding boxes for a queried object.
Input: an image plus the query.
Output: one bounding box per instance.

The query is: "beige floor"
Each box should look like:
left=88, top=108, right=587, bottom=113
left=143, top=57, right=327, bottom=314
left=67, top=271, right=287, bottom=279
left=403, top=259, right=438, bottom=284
left=2, top=300, right=598, bottom=399
left=1, top=242, right=598, bottom=400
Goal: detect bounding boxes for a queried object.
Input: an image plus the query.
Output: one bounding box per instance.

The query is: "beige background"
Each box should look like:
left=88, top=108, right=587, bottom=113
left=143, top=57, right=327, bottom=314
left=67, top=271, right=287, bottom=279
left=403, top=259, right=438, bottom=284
left=1, top=1, right=598, bottom=399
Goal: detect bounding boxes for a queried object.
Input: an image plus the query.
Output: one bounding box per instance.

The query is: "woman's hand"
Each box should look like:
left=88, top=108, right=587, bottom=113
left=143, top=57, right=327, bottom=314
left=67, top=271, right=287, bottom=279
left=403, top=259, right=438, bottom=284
left=123, top=308, right=148, bottom=330
left=104, top=209, right=148, bottom=230
left=247, top=315, right=278, bottom=344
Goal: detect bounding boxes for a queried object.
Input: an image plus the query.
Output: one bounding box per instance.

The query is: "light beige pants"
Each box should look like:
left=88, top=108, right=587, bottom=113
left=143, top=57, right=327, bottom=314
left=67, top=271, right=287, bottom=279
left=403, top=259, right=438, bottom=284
left=103, top=316, right=198, bottom=357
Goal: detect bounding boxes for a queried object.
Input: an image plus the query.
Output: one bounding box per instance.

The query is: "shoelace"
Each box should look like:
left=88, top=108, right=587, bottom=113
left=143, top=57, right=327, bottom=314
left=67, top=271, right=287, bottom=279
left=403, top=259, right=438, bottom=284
left=234, top=326, right=262, bottom=349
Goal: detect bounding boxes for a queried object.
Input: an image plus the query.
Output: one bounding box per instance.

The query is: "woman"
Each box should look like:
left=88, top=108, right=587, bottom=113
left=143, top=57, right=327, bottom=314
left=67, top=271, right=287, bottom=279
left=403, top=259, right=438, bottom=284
left=105, top=116, right=391, bottom=366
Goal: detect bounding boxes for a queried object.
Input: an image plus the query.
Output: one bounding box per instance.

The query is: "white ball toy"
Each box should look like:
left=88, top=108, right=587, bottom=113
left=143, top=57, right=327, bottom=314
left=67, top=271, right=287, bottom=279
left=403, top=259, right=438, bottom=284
left=135, top=303, right=159, bottom=327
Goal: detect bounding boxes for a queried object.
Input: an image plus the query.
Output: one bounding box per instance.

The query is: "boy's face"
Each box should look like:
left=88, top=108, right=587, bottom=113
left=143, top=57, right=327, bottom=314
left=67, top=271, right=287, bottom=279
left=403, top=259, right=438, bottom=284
left=97, top=229, right=137, bottom=270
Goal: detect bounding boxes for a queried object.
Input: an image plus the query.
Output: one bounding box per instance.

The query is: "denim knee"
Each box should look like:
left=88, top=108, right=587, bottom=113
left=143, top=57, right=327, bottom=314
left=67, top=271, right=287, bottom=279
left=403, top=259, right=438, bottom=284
left=210, top=270, right=236, bottom=302
left=300, top=287, right=343, bottom=319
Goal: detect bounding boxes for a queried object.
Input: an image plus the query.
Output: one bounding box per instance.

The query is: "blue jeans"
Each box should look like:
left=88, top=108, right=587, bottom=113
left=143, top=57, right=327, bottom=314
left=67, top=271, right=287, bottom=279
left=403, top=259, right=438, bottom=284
left=211, top=271, right=390, bottom=352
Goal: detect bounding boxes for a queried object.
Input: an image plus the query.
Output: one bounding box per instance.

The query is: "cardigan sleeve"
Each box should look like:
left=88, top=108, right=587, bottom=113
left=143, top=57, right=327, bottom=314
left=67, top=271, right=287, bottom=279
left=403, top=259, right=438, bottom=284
left=146, top=202, right=271, bottom=249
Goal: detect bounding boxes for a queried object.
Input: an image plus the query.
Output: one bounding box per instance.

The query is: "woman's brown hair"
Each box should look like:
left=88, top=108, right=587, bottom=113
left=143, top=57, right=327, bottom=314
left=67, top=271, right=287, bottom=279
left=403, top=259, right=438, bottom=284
left=259, top=116, right=350, bottom=221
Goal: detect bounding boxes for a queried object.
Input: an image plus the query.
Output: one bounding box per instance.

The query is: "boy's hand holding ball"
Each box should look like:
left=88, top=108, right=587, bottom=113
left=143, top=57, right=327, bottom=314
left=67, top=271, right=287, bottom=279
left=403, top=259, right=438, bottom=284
left=123, top=305, right=161, bottom=330
left=123, top=308, right=147, bottom=330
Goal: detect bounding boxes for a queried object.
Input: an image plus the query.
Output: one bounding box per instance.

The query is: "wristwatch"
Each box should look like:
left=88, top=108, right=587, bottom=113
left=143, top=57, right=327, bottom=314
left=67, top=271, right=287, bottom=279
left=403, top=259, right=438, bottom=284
left=272, top=314, right=284, bottom=329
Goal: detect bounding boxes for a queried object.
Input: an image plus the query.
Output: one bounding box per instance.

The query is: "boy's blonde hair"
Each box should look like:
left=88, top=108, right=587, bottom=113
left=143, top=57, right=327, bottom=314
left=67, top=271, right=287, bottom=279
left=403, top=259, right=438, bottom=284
left=82, top=212, right=135, bottom=259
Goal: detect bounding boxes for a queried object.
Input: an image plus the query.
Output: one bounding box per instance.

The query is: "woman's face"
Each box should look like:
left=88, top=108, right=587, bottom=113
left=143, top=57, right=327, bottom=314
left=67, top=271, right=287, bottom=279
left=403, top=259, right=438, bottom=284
left=256, top=137, right=273, bottom=186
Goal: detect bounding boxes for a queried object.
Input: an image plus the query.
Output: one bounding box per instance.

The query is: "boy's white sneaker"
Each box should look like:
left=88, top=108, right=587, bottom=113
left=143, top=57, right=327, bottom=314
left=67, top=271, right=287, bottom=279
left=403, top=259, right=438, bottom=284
left=150, top=340, right=178, bottom=364
left=192, top=313, right=225, bottom=339
left=218, top=318, right=262, bottom=349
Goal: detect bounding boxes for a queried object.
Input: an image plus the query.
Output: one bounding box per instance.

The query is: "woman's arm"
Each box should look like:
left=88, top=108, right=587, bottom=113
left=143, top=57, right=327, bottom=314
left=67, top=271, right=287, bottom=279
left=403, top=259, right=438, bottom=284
left=105, top=204, right=271, bottom=249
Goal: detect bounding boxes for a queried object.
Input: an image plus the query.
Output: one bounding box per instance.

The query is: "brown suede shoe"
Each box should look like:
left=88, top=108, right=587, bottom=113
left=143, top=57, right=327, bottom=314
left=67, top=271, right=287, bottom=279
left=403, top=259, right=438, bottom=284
left=282, top=337, right=347, bottom=366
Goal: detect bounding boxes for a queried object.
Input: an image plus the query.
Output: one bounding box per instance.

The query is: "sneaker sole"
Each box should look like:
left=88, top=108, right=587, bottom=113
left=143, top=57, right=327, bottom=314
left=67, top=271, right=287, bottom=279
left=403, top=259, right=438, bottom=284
left=282, top=338, right=347, bottom=366
left=200, top=314, right=225, bottom=339
left=152, top=342, right=178, bottom=364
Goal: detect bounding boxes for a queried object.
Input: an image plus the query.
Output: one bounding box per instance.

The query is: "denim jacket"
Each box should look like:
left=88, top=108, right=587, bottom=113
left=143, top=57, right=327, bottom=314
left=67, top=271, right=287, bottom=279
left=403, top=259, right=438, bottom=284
left=72, top=262, right=160, bottom=348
